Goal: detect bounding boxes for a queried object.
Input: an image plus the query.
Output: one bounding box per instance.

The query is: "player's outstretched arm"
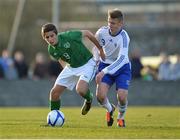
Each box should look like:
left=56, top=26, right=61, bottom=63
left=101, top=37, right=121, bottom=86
left=81, top=30, right=105, bottom=60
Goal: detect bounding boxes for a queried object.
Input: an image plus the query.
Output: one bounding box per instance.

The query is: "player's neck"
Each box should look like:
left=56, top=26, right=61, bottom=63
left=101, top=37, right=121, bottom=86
left=109, top=28, right=122, bottom=36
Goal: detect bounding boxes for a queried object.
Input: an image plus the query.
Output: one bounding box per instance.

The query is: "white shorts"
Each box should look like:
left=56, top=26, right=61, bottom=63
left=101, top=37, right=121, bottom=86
left=55, top=58, right=96, bottom=91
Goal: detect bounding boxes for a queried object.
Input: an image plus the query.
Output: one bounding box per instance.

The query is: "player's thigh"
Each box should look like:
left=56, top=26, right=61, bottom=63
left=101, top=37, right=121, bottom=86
left=76, top=80, right=89, bottom=94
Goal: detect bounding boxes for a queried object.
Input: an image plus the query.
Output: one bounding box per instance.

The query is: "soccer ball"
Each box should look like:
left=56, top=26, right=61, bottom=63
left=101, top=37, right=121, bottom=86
left=47, top=110, right=65, bottom=127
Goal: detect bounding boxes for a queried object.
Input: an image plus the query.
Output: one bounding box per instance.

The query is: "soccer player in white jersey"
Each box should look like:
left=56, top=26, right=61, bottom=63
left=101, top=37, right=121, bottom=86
left=94, top=9, right=131, bottom=127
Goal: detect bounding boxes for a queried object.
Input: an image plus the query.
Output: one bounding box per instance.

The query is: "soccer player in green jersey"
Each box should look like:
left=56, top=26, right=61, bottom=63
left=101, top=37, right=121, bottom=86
left=41, top=23, right=105, bottom=115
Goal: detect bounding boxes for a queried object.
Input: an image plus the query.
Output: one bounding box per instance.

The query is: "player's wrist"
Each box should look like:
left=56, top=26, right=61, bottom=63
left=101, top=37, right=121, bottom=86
left=102, top=69, right=108, bottom=75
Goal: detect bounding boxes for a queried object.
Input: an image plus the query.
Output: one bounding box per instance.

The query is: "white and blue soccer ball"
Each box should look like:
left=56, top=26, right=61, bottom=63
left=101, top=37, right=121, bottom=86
left=47, top=110, right=65, bottom=127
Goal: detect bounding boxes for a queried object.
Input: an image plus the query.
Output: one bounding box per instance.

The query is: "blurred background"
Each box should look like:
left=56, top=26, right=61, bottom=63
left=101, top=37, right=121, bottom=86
left=0, top=0, right=180, bottom=106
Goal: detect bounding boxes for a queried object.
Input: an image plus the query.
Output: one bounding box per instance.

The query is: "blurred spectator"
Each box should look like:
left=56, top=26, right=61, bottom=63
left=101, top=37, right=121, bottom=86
left=32, top=52, right=48, bottom=80
left=130, top=48, right=144, bottom=79
left=13, top=51, right=28, bottom=79
left=0, top=49, right=18, bottom=80
left=48, top=59, right=63, bottom=80
left=141, top=65, right=158, bottom=81
left=169, top=54, right=180, bottom=81
left=158, top=52, right=171, bottom=80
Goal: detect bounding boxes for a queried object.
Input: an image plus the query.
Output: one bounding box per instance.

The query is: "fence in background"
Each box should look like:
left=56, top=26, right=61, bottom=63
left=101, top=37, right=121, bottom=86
left=0, top=79, right=180, bottom=107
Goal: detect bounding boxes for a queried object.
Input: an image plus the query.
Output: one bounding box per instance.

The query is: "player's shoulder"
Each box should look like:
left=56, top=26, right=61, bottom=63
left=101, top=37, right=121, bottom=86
left=58, top=32, right=66, bottom=38
left=99, top=26, right=109, bottom=31
left=59, top=30, right=81, bottom=37
left=97, top=26, right=109, bottom=34
left=58, top=30, right=72, bottom=39
left=58, top=30, right=75, bottom=35
left=120, top=29, right=130, bottom=41
left=121, top=29, right=129, bottom=36
left=100, top=26, right=109, bottom=30
left=58, top=30, right=71, bottom=36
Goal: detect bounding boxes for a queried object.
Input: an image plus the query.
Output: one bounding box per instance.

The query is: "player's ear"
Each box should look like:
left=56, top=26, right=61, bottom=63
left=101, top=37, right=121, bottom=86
left=119, top=20, right=123, bottom=26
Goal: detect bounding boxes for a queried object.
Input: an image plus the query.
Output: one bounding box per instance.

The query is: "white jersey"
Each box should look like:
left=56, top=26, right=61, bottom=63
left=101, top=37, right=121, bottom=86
left=94, top=26, right=130, bottom=75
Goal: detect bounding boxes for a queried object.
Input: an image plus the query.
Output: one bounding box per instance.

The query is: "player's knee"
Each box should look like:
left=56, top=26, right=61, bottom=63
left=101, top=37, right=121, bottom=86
left=117, top=90, right=128, bottom=102
left=76, top=88, right=85, bottom=96
left=96, top=93, right=104, bottom=104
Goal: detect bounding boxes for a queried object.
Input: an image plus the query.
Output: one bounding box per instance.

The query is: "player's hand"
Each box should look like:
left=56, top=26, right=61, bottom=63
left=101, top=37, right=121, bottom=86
left=96, top=71, right=105, bottom=84
left=99, top=49, right=105, bottom=61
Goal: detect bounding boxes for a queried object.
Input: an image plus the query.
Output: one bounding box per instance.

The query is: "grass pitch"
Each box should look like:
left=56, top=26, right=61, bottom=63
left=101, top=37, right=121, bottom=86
left=0, top=106, right=180, bottom=139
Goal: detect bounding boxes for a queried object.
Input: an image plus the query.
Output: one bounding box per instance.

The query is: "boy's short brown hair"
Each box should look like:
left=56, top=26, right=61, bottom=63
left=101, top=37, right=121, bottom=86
left=41, top=23, right=58, bottom=38
left=108, top=9, right=123, bottom=21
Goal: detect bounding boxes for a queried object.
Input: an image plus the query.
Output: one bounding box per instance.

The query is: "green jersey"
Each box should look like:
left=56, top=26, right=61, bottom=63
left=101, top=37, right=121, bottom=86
left=48, top=30, right=93, bottom=68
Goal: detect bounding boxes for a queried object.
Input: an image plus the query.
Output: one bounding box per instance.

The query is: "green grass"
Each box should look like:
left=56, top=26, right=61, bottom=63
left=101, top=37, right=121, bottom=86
left=0, top=106, right=180, bottom=139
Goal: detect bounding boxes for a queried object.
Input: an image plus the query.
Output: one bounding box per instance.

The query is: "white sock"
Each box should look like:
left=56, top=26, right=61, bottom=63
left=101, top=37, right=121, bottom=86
left=117, top=101, right=128, bottom=120
left=101, top=98, right=112, bottom=112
